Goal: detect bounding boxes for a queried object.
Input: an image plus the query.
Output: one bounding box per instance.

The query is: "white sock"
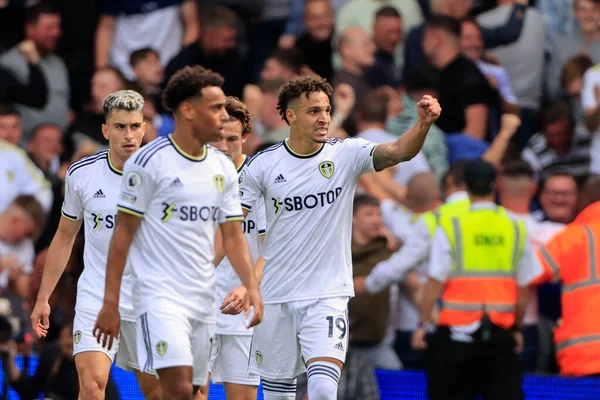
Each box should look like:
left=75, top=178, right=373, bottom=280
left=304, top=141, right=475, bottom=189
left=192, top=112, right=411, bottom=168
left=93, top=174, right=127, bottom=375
left=262, top=378, right=297, bottom=400
left=307, top=361, right=341, bottom=400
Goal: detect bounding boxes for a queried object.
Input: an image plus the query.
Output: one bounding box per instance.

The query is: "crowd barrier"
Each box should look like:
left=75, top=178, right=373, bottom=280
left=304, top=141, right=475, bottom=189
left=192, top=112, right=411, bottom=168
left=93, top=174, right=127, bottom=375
left=5, top=356, right=600, bottom=399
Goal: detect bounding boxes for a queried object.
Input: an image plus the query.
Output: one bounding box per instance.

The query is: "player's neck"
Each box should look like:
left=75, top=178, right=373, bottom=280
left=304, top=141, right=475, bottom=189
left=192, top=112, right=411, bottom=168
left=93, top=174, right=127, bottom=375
left=234, top=154, right=247, bottom=170
left=171, top=130, right=206, bottom=158
left=286, top=136, right=323, bottom=155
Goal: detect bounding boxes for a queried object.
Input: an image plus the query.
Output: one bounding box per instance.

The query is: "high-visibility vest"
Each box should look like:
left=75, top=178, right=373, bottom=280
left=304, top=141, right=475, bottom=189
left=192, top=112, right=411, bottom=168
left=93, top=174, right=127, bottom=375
left=421, top=198, right=471, bottom=238
left=539, top=222, right=600, bottom=376
left=438, top=206, right=526, bottom=328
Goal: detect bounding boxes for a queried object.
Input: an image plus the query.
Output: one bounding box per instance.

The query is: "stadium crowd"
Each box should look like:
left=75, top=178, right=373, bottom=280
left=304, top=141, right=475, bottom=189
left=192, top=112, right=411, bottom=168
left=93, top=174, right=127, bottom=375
left=1, top=0, right=600, bottom=398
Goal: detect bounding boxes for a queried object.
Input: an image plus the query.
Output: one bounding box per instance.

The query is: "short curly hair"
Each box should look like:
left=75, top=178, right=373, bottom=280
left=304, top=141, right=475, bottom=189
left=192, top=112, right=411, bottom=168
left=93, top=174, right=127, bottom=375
left=225, top=96, right=253, bottom=136
left=277, top=76, right=333, bottom=125
left=161, top=66, right=225, bottom=112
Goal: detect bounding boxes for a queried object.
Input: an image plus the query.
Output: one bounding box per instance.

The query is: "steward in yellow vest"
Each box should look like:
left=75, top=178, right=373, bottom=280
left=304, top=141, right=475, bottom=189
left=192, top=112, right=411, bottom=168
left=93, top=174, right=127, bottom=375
left=412, top=159, right=543, bottom=400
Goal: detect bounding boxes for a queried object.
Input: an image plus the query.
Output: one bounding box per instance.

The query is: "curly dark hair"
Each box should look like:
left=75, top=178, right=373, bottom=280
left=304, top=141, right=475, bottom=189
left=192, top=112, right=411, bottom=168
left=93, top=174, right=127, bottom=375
left=277, top=76, right=333, bottom=125
left=225, top=96, right=253, bottom=135
left=161, top=66, right=225, bottom=112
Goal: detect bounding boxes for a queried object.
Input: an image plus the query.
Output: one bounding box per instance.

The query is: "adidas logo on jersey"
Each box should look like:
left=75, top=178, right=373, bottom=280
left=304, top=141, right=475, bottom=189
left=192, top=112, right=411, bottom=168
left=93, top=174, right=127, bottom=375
left=334, top=342, right=344, bottom=351
left=274, top=174, right=287, bottom=183
left=93, top=189, right=105, bottom=198
left=170, top=177, right=183, bottom=187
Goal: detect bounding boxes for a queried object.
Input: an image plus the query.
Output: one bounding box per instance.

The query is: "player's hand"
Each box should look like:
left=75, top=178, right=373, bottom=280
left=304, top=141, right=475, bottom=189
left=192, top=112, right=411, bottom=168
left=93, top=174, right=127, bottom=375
left=333, top=84, right=355, bottom=120
left=416, top=95, right=441, bottom=125
left=244, top=287, right=263, bottom=328
left=93, top=304, right=120, bottom=350
left=30, top=300, right=51, bottom=338
left=411, top=327, right=428, bottom=351
left=512, top=331, right=524, bottom=354
left=221, top=286, right=246, bottom=315
left=499, top=113, right=521, bottom=138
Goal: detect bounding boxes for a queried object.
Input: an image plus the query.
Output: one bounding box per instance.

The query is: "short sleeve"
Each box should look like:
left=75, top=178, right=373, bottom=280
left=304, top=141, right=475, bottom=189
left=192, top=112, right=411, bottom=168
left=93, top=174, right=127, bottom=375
left=345, top=138, right=378, bottom=178
left=239, top=161, right=263, bottom=213
left=117, top=161, right=155, bottom=217
left=255, top=196, right=267, bottom=235
left=61, top=173, right=83, bottom=220
left=218, top=160, right=244, bottom=224
left=102, top=0, right=122, bottom=16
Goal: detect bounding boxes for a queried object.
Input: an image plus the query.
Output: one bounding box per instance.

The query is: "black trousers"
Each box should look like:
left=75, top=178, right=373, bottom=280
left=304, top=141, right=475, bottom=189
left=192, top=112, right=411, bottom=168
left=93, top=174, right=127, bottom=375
left=425, top=324, right=523, bottom=400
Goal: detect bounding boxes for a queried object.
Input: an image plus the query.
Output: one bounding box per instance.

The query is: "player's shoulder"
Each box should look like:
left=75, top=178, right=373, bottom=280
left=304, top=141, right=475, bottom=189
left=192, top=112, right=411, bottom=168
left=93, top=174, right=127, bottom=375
left=246, top=141, right=285, bottom=168
left=207, top=144, right=232, bottom=164
left=130, top=136, right=170, bottom=169
left=0, top=139, right=29, bottom=161
left=66, top=150, right=109, bottom=178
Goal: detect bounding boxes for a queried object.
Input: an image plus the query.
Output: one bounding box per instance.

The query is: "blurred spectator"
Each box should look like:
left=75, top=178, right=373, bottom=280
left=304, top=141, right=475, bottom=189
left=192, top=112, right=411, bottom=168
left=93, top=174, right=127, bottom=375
left=335, top=0, right=423, bottom=71
left=534, top=173, right=579, bottom=225
left=0, top=139, right=52, bottom=213
left=580, top=63, right=600, bottom=175
left=0, top=105, right=23, bottom=145
left=260, top=47, right=304, bottom=81
left=403, top=0, right=527, bottom=79
left=385, top=70, right=449, bottom=181
left=560, top=54, right=593, bottom=125
left=356, top=89, right=430, bottom=189
left=365, top=6, right=403, bottom=89
left=63, top=66, right=128, bottom=160
left=0, top=196, right=46, bottom=301
left=141, top=95, right=174, bottom=139
left=0, top=2, right=69, bottom=139
left=460, top=17, right=519, bottom=116
left=0, top=40, right=48, bottom=109
left=26, top=124, right=63, bottom=181
left=350, top=195, right=402, bottom=371
left=423, top=15, right=497, bottom=140
left=129, top=47, right=164, bottom=98
left=7, top=323, right=121, bottom=399
left=293, top=0, right=335, bottom=81
left=334, top=26, right=376, bottom=136
left=164, top=5, right=245, bottom=98
left=142, top=115, right=159, bottom=145
left=95, top=0, right=199, bottom=79
left=546, top=0, right=600, bottom=101
left=256, top=79, right=290, bottom=143
left=522, top=101, right=591, bottom=185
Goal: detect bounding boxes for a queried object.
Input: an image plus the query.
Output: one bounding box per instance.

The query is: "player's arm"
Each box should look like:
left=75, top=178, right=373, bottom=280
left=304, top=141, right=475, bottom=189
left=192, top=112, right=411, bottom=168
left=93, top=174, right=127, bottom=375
left=372, top=96, right=441, bottom=172
left=30, top=216, right=82, bottom=336
left=220, top=220, right=263, bottom=327
left=103, top=211, right=141, bottom=307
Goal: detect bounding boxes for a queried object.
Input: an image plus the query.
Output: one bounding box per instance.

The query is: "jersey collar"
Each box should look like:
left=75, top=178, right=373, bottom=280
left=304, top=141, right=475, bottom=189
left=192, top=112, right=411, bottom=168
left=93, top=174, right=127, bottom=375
left=283, top=138, right=324, bottom=159
left=236, top=154, right=248, bottom=173
left=107, top=152, right=123, bottom=176
left=168, top=134, right=207, bottom=162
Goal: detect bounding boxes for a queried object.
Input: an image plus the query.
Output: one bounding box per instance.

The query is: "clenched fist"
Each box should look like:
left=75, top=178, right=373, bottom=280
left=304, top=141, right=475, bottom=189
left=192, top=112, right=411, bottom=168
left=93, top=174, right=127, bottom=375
left=416, top=95, right=441, bottom=125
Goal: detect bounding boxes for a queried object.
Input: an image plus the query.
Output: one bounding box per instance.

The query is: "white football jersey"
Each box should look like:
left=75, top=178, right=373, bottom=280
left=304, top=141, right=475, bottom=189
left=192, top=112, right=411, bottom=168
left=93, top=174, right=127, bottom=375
left=240, top=138, right=378, bottom=304
left=62, top=150, right=135, bottom=321
left=215, top=156, right=266, bottom=335
left=117, top=136, right=243, bottom=322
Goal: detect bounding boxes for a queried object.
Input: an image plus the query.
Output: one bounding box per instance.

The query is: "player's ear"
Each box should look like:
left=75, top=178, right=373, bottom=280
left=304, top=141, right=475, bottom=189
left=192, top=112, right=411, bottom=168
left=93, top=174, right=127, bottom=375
left=286, top=109, right=295, bottom=124
left=179, top=101, right=196, bottom=121
left=101, top=124, right=109, bottom=141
